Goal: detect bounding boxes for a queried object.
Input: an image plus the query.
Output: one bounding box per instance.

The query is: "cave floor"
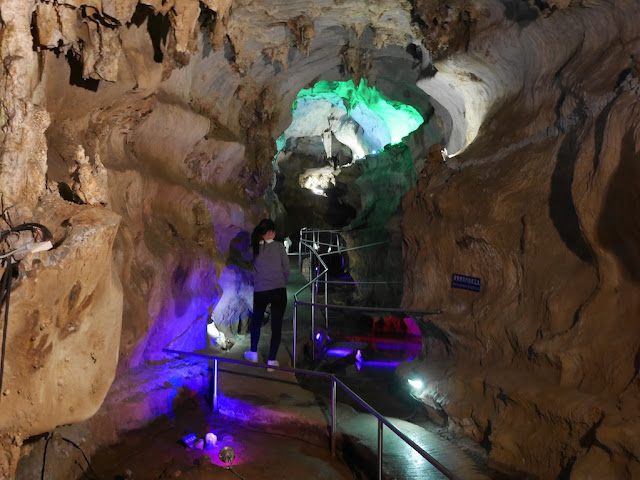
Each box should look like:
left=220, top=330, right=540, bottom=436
left=84, top=256, right=490, bottom=480
left=88, top=401, right=353, bottom=480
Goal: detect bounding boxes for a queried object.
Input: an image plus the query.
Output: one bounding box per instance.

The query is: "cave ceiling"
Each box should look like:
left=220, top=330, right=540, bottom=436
left=26, top=0, right=453, bottom=208
left=1, top=0, right=640, bottom=478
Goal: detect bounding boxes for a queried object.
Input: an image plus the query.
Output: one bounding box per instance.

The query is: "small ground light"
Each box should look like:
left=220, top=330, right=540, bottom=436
left=219, top=447, right=247, bottom=480
left=219, top=446, right=235, bottom=464
left=181, top=433, right=197, bottom=449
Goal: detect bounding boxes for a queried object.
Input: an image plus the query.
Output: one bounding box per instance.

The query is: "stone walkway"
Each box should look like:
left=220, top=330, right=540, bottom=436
left=210, top=256, right=491, bottom=480
left=212, top=360, right=490, bottom=479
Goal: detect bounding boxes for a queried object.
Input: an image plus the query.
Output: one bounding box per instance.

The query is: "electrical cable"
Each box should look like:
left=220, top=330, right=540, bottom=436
left=225, top=466, right=247, bottom=480
left=61, top=436, right=100, bottom=480
left=0, top=223, right=52, bottom=244
left=0, top=259, right=13, bottom=398
left=40, top=432, right=53, bottom=480
left=39, top=430, right=100, bottom=480
left=0, top=223, right=53, bottom=399
left=206, top=418, right=327, bottom=449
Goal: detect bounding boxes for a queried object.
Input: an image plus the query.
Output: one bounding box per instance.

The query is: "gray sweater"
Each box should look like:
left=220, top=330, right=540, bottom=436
left=253, top=240, right=290, bottom=292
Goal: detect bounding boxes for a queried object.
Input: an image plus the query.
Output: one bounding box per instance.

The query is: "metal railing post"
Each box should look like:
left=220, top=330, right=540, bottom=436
left=331, top=376, right=337, bottom=457
left=324, top=270, right=329, bottom=329
left=213, top=358, right=219, bottom=412
left=377, top=419, right=383, bottom=480
left=163, top=348, right=457, bottom=480
left=311, top=279, right=316, bottom=361
left=293, top=302, right=298, bottom=368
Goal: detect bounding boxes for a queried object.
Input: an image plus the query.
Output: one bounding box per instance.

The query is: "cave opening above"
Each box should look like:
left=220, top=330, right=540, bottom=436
left=277, top=79, right=425, bottom=162
left=272, top=78, right=440, bottom=237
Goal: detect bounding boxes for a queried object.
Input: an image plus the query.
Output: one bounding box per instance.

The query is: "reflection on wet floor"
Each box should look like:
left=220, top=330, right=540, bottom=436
left=89, top=400, right=355, bottom=480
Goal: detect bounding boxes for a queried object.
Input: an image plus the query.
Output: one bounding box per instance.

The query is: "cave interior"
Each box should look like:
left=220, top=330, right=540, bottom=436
left=1, top=0, right=640, bottom=479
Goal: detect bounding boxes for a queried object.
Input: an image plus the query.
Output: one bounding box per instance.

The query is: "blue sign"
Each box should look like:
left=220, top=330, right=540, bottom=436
left=451, top=274, right=481, bottom=292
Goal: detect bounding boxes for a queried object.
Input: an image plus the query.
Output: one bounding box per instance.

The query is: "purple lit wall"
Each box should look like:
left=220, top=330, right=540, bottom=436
left=128, top=252, right=220, bottom=365
left=209, top=265, right=253, bottom=328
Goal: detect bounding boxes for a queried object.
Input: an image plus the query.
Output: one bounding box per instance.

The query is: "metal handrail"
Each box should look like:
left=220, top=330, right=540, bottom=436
left=294, top=239, right=330, bottom=298
left=300, top=228, right=343, bottom=234
left=315, top=280, right=402, bottom=285
left=294, top=238, right=330, bottom=361
left=163, top=347, right=457, bottom=480
left=295, top=301, right=442, bottom=316
left=317, top=240, right=387, bottom=256
left=293, top=230, right=410, bottom=367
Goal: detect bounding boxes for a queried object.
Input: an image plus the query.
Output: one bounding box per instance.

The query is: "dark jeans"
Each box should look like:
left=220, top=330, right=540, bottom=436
left=250, top=288, right=287, bottom=361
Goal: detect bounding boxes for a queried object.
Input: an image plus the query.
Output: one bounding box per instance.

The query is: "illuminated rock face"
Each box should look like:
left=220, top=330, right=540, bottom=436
left=0, top=1, right=426, bottom=476
left=401, top=0, right=640, bottom=477
left=279, top=80, right=426, bottom=161
left=0, top=0, right=639, bottom=478
left=0, top=197, right=121, bottom=475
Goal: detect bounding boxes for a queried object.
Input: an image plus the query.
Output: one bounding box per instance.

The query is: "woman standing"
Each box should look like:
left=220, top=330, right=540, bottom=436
left=244, top=219, right=290, bottom=368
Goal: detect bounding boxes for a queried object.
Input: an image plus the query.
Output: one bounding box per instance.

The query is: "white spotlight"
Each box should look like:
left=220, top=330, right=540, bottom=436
left=407, top=377, right=424, bottom=390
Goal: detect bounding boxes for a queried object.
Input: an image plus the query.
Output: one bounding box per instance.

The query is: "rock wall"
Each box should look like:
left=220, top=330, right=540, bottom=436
left=0, top=197, right=122, bottom=476
left=28, top=0, right=432, bottom=372
left=2, top=0, right=638, bottom=478
left=401, top=0, right=640, bottom=477
left=0, top=0, right=49, bottom=209
left=0, top=6, right=427, bottom=474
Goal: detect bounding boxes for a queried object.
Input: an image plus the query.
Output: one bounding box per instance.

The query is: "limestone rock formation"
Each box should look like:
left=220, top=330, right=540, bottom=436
left=69, top=145, right=109, bottom=206
left=0, top=0, right=638, bottom=478
left=0, top=196, right=121, bottom=476
left=399, top=0, right=640, bottom=477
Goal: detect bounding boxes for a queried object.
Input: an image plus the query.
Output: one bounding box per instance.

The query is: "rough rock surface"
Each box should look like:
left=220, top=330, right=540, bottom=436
left=401, top=0, right=640, bottom=477
left=0, top=196, right=121, bottom=477
left=0, top=0, right=49, bottom=210
left=0, top=0, right=638, bottom=478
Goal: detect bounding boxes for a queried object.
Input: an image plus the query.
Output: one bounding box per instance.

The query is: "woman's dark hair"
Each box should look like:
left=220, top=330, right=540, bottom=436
left=251, top=219, right=276, bottom=257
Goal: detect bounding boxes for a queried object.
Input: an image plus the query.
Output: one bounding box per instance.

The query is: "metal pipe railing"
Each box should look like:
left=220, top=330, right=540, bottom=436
left=295, top=301, right=442, bottom=316
left=293, top=238, right=330, bottom=365
left=317, top=240, right=387, bottom=256
left=378, top=419, right=384, bottom=480
left=163, top=347, right=457, bottom=480
left=293, top=232, right=396, bottom=368
left=330, top=377, right=337, bottom=456
left=315, top=280, right=402, bottom=285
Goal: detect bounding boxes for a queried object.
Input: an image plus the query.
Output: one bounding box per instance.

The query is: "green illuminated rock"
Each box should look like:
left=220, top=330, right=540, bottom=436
left=292, top=79, right=424, bottom=146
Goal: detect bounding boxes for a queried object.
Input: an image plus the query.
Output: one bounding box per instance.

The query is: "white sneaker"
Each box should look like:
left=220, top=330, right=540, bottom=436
left=244, top=351, right=258, bottom=363
left=267, top=359, right=279, bottom=372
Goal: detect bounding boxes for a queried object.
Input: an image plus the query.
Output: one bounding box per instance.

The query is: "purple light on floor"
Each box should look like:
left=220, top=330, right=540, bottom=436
left=360, top=360, right=403, bottom=368
left=325, top=348, right=354, bottom=357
